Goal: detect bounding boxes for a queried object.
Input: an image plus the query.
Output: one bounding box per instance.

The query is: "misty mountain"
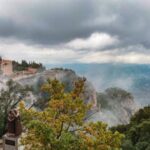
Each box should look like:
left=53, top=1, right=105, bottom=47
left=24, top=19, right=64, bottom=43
left=15, top=68, right=97, bottom=109
left=93, top=87, right=138, bottom=126
left=17, top=68, right=137, bottom=126
left=0, top=68, right=138, bottom=126
left=46, top=63, right=150, bottom=106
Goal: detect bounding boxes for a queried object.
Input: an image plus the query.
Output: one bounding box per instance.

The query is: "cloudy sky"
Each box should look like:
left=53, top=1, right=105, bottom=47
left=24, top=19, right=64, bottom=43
left=0, top=0, right=150, bottom=64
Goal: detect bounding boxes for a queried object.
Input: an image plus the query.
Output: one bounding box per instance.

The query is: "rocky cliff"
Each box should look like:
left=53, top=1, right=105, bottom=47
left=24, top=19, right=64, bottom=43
left=90, top=88, right=138, bottom=126
left=0, top=68, right=138, bottom=126
left=15, top=68, right=97, bottom=109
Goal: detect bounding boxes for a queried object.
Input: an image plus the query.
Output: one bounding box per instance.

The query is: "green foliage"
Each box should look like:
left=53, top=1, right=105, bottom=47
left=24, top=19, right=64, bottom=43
left=112, top=106, right=150, bottom=150
left=0, top=113, right=5, bottom=136
left=13, top=60, right=45, bottom=72
left=0, top=80, right=30, bottom=137
left=130, top=106, right=150, bottom=124
left=19, top=79, right=124, bottom=150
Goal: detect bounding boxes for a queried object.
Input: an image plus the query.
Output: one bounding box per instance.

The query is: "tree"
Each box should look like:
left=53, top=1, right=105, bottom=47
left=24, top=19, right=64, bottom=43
left=112, top=106, right=150, bottom=150
left=19, top=78, right=124, bottom=150
left=21, top=60, right=29, bottom=69
left=0, top=80, right=31, bottom=137
left=12, top=60, right=45, bottom=72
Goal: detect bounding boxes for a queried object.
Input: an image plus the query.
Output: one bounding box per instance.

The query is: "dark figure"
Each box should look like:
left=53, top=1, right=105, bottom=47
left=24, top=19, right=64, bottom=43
left=6, top=109, right=22, bottom=137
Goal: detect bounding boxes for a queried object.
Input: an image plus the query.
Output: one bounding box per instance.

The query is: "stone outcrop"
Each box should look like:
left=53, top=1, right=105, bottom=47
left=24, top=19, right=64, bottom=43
left=0, top=68, right=138, bottom=126
left=91, top=88, right=139, bottom=126
left=16, top=68, right=97, bottom=108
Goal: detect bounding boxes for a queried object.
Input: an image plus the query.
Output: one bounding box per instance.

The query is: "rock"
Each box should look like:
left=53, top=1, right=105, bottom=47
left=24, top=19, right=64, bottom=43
left=94, top=87, right=139, bottom=126
left=15, top=68, right=97, bottom=109
left=0, top=68, right=139, bottom=126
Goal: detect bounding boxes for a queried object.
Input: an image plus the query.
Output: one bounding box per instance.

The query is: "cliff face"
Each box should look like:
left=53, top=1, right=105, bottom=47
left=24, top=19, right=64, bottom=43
left=15, top=68, right=97, bottom=108
left=90, top=88, right=138, bottom=126
left=1, top=68, right=138, bottom=126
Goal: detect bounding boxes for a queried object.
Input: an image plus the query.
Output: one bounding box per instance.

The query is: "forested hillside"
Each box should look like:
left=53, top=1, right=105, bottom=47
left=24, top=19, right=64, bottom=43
left=112, top=106, right=150, bottom=150
left=13, top=60, right=45, bottom=72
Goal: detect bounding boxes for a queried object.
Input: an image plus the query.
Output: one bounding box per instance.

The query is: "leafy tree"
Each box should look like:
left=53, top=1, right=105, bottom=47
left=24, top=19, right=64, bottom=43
left=130, top=106, right=150, bottom=124
left=0, top=80, right=31, bottom=137
left=21, top=60, right=29, bottom=68
left=112, top=106, right=150, bottom=150
left=19, top=79, right=124, bottom=150
left=12, top=60, right=45, bottom=72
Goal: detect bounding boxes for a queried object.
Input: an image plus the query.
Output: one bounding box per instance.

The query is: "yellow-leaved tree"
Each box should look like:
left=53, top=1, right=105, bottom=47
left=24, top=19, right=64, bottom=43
left=19, top=78, right=124, bottom=150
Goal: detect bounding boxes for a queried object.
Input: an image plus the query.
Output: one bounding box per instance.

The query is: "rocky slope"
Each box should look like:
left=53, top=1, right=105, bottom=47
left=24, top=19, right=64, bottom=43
left=0, top=68, right=138, bottom=126
left=90, top=88, right=138, bottom=126
left=15, top=68, right=97, bottom=108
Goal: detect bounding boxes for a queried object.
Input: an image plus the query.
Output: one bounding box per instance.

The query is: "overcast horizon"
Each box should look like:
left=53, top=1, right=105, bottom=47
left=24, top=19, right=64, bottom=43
left=0, top=0, right=150, bottom=64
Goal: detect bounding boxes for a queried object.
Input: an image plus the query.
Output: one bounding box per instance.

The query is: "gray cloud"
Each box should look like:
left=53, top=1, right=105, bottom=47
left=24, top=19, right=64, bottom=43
left=0, top=0, right=98, bottom=45
left=0, top=0, right=149, bottom=49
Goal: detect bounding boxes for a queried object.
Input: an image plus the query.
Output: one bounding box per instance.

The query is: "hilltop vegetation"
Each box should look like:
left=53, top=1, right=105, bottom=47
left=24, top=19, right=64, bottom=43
left=13, top=60, right=45, bottom=72
left=111, top=106, right=150, bottom=150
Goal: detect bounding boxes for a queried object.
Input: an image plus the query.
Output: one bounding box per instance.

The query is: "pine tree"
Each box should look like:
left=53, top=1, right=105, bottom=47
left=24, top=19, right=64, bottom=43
left=19, top=78, right=124, bottom=150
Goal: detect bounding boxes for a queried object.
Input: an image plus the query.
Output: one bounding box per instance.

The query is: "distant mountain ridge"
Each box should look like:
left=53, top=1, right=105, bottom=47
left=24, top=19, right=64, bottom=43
left=46, top=63, right=150, bottom=105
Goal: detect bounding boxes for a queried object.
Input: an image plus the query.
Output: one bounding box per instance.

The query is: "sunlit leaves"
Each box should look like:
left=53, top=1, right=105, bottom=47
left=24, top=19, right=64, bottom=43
left=19, top=78, right=123, bottom=150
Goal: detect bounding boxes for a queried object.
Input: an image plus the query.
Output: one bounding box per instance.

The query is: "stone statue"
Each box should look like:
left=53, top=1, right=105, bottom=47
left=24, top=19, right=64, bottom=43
left=6, top=109, right=22, bottom=137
